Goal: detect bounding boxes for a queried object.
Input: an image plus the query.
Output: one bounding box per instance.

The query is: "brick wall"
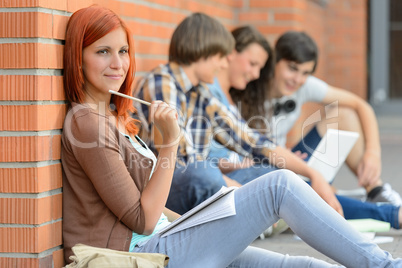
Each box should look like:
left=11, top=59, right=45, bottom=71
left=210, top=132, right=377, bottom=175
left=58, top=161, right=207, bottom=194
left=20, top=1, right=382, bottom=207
left=0, top=0, right=367, bottom=267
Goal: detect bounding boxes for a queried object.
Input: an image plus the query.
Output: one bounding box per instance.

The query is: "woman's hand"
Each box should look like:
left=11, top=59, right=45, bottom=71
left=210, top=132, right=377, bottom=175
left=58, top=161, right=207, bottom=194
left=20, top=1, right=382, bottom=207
left=310, top=171, right=344, bottom=217
left=150, top=101, right=180, bottom=147
left=141, top=101, right=180, bottom=233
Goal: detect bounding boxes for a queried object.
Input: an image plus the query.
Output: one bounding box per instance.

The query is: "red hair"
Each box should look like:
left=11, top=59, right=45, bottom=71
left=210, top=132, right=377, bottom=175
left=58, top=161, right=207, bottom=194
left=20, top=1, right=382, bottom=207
left=63, top=5, right=139, bottom=135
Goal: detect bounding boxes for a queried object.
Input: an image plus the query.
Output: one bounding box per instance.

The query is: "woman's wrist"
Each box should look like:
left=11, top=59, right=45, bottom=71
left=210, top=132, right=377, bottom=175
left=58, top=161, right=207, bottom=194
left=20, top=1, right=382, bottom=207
left=307, top=168, right=323, bottom=183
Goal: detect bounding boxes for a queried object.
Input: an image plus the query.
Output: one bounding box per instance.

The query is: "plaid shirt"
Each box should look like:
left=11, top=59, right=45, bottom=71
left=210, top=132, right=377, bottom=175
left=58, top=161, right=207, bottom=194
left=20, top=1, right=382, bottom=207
left=135, top=62, right=275, bottom=164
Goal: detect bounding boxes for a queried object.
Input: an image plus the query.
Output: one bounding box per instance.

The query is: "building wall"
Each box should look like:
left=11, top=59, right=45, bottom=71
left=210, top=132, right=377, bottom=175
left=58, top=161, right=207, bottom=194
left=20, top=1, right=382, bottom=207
left=0, top=0, right=367, bottom=267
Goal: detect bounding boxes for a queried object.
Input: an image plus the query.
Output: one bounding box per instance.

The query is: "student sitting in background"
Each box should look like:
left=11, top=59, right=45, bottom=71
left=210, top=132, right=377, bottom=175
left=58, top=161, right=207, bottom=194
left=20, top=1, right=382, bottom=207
left=208, top=26, right=402, bottom=231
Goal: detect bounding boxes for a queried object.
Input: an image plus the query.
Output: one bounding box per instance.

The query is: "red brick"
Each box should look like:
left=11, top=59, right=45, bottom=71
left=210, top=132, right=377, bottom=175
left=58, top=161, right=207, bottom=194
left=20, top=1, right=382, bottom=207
left=120, top=2, right=185, bottom=24
left=138, top=0, right=178, bottom=9
left=257, top=25, right=302, bottom=36
left=0, top=221, right=62, bottom=253
left=134, top=40, right=169, bottom=55
left=0, top=12, right=52, bottom=38
left=53, top=249, right=65, bottom=268
left=128, top=21, right=174, bottom=39
left=0, top=75, right=64, bottom=101
left=239, top=11, right=269, bottom=22
left=38, top=221, right=62, bottom=253
left=0, top=258, right=39, bottom=268
left=95, top=0, right=120, bottom=13
left=185, top=2, right=233, bottom=20
left=0, top=43, right=63, bottom=69
left=136, top=0, right=240, bottom=10
left=0, top=194, right=62, bottom=224
left=0, top=164, right=62, bottom=193
left=249, top=0, right=306, bottom=9
left=274, top=12, right=304, bottom=23
left=0, top=104, right=66, bottom=131
left=0, top=135, right=61, bottom=162
left=0, top=252, right=63, bottom=268
left=37, top=105, right=67, bottom=130
left=0, top=0, right=68, bottom=10
left=53, top=14, right=69, bottom=40
left=135, top=58, right=167, bottom=73
left=66, top=0, right=93, bottom=13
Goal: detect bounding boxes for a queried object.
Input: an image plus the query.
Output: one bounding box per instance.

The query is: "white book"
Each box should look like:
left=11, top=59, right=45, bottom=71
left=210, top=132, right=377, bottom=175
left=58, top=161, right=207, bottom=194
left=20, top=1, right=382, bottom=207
left=300, top=129, right=359, bottom=183
left=158, top=186, right=237, bottom=237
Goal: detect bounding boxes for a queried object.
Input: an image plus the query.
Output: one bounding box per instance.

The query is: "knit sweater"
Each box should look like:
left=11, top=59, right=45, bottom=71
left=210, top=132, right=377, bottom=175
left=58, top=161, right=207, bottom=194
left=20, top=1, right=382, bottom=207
left=61, top=103, right=154, bottom=263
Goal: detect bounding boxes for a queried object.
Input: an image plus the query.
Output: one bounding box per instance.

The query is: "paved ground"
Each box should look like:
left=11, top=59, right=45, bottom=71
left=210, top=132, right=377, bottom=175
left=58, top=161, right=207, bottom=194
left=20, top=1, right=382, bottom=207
left=251, top=100, right=402, bottom=264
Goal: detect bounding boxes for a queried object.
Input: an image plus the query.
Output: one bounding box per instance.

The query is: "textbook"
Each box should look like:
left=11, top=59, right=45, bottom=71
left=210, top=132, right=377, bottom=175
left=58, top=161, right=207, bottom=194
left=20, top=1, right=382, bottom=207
left=346, top=219, right=391, bottom=233
left=158, top=186, right=237, bottom=237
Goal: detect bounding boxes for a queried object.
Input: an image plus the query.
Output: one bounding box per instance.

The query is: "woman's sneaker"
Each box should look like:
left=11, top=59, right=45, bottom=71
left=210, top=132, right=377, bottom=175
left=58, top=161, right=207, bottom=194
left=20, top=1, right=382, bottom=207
left=366, top=183, right=402, bottom=206
left=259, top=226, right=273, bottom=240
left=258, top=220, right=289, bottom=240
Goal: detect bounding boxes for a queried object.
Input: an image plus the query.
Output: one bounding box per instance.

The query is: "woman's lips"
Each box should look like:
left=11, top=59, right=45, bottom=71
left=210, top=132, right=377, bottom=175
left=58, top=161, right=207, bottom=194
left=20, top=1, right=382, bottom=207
left=285, top=82, right=297, bottom=92
left=105, top=75, right=122, bottom=80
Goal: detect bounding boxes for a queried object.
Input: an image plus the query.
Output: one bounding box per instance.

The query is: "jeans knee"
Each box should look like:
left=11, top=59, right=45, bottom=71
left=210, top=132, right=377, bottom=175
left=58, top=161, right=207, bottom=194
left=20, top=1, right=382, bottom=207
left=259, top=169, right=302, bottom=189
left=264, top=169, right=297, bottom=179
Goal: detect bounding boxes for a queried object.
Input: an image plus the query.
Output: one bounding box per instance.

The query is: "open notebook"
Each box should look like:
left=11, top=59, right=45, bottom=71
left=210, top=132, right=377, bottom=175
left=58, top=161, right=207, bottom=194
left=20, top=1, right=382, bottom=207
left=301, top=129, right=359, bottom=184
left=158, top=186, right=237, bottom=237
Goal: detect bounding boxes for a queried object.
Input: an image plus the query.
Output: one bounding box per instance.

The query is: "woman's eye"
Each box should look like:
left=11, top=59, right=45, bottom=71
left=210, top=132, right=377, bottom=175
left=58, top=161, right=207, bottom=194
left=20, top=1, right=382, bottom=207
left=120, top=49, right=128, bottom=54
left=289, top=65, right=297, bottom=71
left=97, top=50, right=108, bottom=54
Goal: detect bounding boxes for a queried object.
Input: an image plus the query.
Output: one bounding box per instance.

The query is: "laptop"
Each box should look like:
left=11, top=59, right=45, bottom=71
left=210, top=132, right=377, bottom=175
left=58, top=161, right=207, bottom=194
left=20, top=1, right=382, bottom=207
left=300, top=129, right=359, bottom=184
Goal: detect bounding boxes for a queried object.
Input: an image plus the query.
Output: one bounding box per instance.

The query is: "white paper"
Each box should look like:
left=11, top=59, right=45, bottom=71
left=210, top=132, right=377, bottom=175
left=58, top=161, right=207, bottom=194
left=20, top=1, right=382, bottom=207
left=294, top=233, right=394, bottom=245
left=158, top=186, right=237, bottom=237
left=372, top=236, right=394, bottom=244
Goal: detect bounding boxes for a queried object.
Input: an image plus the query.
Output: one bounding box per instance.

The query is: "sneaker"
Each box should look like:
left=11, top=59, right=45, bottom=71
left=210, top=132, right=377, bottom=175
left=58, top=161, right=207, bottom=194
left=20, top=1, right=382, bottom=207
left=259, top=226, right=273, bottom=240
left=366, top=183, right=402, bottom=206
left=258, top=219, right=289, bottom=240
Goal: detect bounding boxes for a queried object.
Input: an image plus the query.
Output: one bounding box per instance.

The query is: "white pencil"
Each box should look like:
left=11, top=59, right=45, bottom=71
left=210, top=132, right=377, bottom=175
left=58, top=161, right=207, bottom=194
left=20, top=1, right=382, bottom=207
left=109, top=90, right=151, bottom=106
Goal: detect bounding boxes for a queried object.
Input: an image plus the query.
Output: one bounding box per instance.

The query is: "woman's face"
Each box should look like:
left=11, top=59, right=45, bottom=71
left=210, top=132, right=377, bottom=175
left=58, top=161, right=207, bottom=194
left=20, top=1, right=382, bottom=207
left=82, top=27, right=130, bottom=98
left=228, top=43, right=268, bottom=90
left=273, top=59, right=315, bottom=97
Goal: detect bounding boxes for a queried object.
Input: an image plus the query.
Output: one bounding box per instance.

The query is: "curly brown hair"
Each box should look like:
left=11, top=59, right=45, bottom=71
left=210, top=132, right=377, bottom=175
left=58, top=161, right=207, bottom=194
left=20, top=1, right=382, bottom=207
left=229, top=26, right=275, bottom=128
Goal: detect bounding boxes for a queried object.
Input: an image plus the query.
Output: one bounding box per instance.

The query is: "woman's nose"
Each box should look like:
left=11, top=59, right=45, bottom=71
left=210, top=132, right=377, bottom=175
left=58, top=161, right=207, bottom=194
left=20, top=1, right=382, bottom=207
left=110, top=53, right=122, bottom=69
left=294, top=72, right=304, bottom=84
left=252, top=67, right=260, bottom=80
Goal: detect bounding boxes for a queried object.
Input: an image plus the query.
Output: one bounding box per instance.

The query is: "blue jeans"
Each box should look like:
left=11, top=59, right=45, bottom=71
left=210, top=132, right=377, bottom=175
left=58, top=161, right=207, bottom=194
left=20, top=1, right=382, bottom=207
left=166, top=160, right=276, bottom=214
left=291, top=125, right=323, bottom=162
left=166, top=161, right=226, bottom=215
left=134, top=170, right=402, bottom=267
left=338, top=195, right=399, bottom=228
left=167, top=158, right=400, bottom=228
